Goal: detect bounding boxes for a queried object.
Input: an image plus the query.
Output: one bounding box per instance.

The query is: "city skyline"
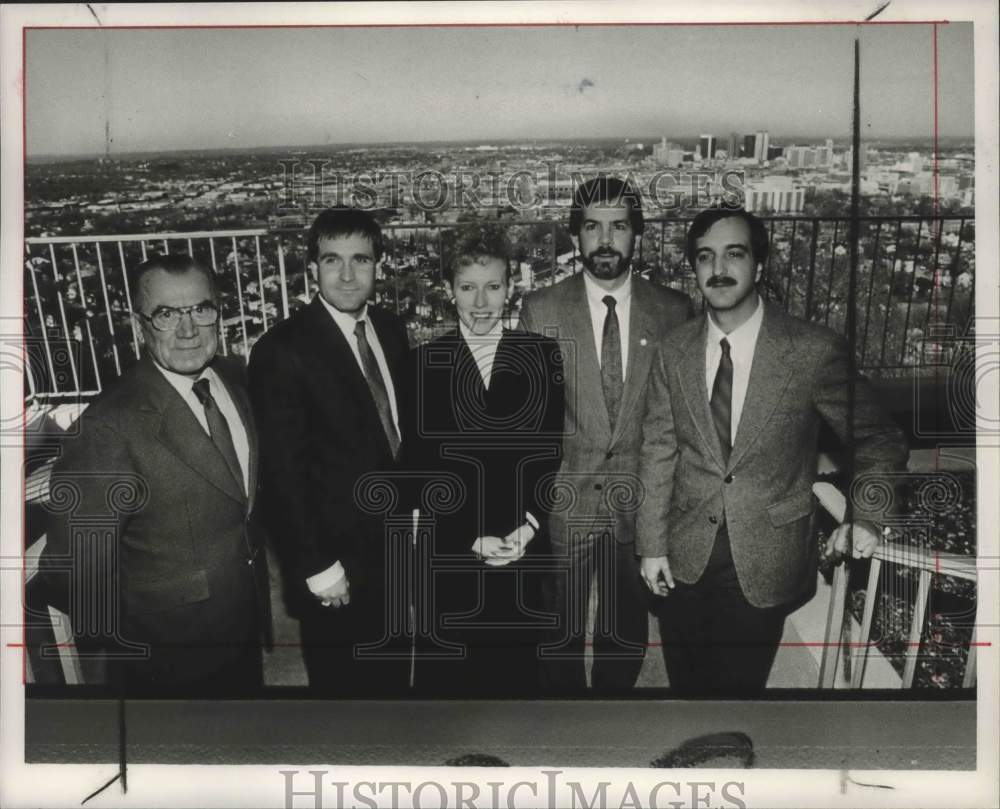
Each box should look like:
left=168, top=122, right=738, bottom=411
left=25, top=23, right=974, bottom=157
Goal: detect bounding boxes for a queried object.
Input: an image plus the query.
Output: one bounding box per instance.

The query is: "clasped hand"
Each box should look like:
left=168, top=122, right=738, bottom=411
left=472, top=524, right=531, bottom=566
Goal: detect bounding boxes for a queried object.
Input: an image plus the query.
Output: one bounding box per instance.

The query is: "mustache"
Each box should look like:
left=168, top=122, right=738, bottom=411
left=706, top=276, right=738, bottom=288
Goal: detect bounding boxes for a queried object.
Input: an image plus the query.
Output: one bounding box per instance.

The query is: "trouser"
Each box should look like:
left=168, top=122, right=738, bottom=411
left=655, top=521, right=787, bottom=695
left=541, top=528, right=648, bottom=692
left=299, top=572, right=411, bottom=696
left=116, top=631, right=264, bottom=697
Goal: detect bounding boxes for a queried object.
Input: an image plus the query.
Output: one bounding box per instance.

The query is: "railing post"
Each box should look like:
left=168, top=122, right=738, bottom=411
left=118, top=241, right=141, bottom=359
left=804, top=219, right=820, bottom=320
left=860, top=221, right=883, bottom=369
left=823, top=220, right=840, bottom=326
left=899, top=220, right=925, bottom=365
left=93, top=242, right=122, bottom=376
left=231, top=236, right=250, bottom=358
left=849, top=556, right=882, bottom=688
left=26, top=246, right=59, bottom=393
left=901, top=568, right=932, bottom=688
left=819, top=562, right=849, bottom=687
left=276, top=235, right=290, bottom=320
left=963, top=622, right=977, bottom=688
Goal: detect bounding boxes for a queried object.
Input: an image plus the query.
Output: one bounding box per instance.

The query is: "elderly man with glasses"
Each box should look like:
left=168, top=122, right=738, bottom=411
left=41, top=253, right=272, bottom=696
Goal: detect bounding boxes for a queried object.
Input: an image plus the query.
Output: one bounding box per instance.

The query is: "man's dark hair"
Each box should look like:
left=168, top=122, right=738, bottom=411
left=306, top=206, right=384, bottom=264
left=685, top=208, right=770, bottom=268
left=568, top=176, right=645, bottom=237
left=445, top=226, right=512, bottom=285
left=129, top=253, right=215, bottom=313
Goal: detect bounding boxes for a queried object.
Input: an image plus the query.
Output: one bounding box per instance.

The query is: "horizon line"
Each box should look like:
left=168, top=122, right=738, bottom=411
left=25, top=133, right=975, bottom=163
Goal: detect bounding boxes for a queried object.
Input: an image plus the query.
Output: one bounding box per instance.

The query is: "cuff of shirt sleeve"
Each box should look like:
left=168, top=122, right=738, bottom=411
left=525, top=511, right=540, bottom=532
left=306, top=561, right=345, bottom=593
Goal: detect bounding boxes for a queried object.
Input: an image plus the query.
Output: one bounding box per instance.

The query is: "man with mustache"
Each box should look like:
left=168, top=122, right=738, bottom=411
left=636, top=208, right=907, bottom=694
left=518, top=176, right=693, bottom=691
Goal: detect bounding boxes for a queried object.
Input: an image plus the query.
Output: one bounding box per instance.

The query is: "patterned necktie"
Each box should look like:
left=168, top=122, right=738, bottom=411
left=710, top=337, right=733, bottom=465
left=601, top=295, right=624, bottom=433
left=192, top=377, right=246, bottom=497
left=354, top=320, right=401, bottom=459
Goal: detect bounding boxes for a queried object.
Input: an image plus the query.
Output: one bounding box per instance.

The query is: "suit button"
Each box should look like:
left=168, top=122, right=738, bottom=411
left=709, top=516, right=718, bottom=525
left=724, top=474, right=734, bottom=484
left=594, top=483, right=603, bottom=491
left=605, top=451, right=614, bottom=460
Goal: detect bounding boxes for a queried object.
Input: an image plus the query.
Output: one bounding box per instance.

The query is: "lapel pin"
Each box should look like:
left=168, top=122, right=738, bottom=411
left=640, top=338, right=648, bottom=347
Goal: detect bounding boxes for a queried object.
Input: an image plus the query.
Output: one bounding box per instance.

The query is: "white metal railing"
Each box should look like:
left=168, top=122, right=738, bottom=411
left=24, top=216, right=974, bottom=401
left=814, top=478, right=978, bottom=689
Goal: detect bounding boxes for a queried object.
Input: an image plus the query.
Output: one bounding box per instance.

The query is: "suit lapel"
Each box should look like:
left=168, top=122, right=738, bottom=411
left=728, top=303, right=795, bottom=471
left=612, top=283, right=656, bottom=445
left=136, top=357, right=247, bottom=505
left=304, top=297, right=371, bottom=410
left=676, top=318, right=727, bottom=471
left=561, top=274, right=612, bottom=441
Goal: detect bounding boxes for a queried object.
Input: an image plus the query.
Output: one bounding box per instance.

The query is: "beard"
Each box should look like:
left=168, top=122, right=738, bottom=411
left=581, top=248, right=632, bottom=280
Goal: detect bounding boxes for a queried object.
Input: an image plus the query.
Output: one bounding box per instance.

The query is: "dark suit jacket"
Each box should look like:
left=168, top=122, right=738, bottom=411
left=401, top=328, right=565, bottom=554
left=636, top=301, right=909, bottom=609
left=247, top=296, right=409, bottom=617
left=518, top=272, right=693, bottom=548
left=400, top=328, right=564, bottom=625
left=41, top=354, right=270, bottom=685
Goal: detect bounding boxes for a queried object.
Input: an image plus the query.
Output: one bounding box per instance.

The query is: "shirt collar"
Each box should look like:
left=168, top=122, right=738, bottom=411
left=317, top=293, right=369, bottom=335
left=458, top=319, right=504, bottom=344
left=151, top=358, right=219, bottom=398
left=706, top=296, right=765, bottom=352
left=583, top=271, right=632, bottom=309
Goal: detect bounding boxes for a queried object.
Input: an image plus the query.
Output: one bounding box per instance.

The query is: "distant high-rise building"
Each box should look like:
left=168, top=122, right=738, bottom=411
left=727, top=132, right=740, bottom=160
left=744, top=176, right=805, bottom=213
left=754, top=130, right=770, bottom=163
left=743, top=134, right=757, bottom=159
left=699, top=134, right=716, bottom=160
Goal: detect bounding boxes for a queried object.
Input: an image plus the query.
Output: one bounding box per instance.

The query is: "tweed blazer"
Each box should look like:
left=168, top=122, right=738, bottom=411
left=636, top=301, right=909, bottom=608
left=41, top=354, right=271, bottom=682
left=518, top=272, right=693, bottom=547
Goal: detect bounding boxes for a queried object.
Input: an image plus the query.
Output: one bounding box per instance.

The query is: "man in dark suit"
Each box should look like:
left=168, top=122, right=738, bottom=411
left=518, top=177, right=694, bottom=691
left=637, top=208, right=908, bottom=694
left=248, top=207, right=410, bottom=694
left=42, top=254, right=270, bottom=695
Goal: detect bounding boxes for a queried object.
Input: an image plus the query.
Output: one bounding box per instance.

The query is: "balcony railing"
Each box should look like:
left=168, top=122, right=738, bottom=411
left=23, top=216, right=974, bottom=400
left=814, top=471, right=977, bottom=689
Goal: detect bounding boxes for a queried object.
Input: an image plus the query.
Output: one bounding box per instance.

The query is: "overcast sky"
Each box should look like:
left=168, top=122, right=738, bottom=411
left=25, top=23, right=974, bottom=156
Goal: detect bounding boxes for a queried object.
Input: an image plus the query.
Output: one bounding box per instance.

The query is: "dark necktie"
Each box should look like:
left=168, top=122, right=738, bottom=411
left=601, top=295, right=624, bottom=433
left=192, top=377, right=246, bottom=497
left=354, top=320, right=401, bottom=459
left=710, top=337, right=733, bottom=466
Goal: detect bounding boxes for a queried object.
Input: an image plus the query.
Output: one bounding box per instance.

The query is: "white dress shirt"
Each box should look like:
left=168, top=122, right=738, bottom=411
left=317, top=296, right=400, bottom=435
left=705, top=298, right=765, bottom=444
left=459, top=319, right=504, bottom=388
left=153, top=361, right=250, bottom=494
left=307, top=297, right=401, bottom=596
left=583, top=272, right=632, bottom=377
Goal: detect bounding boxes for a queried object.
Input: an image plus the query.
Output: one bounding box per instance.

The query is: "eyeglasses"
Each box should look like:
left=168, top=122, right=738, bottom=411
left=137, top=302, right=219, bottom=332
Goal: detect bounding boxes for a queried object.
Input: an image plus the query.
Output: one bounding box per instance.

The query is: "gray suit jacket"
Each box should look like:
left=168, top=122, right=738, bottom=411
left=518, top=272, right=693, bottom=548
left=636, top=301, right=908, bottom=608
left=41, top=355, right=271, bottom=684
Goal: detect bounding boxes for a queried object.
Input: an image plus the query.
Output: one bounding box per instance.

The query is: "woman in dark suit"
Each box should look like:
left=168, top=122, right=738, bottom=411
left=401, top=228, right=564, bottom=696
